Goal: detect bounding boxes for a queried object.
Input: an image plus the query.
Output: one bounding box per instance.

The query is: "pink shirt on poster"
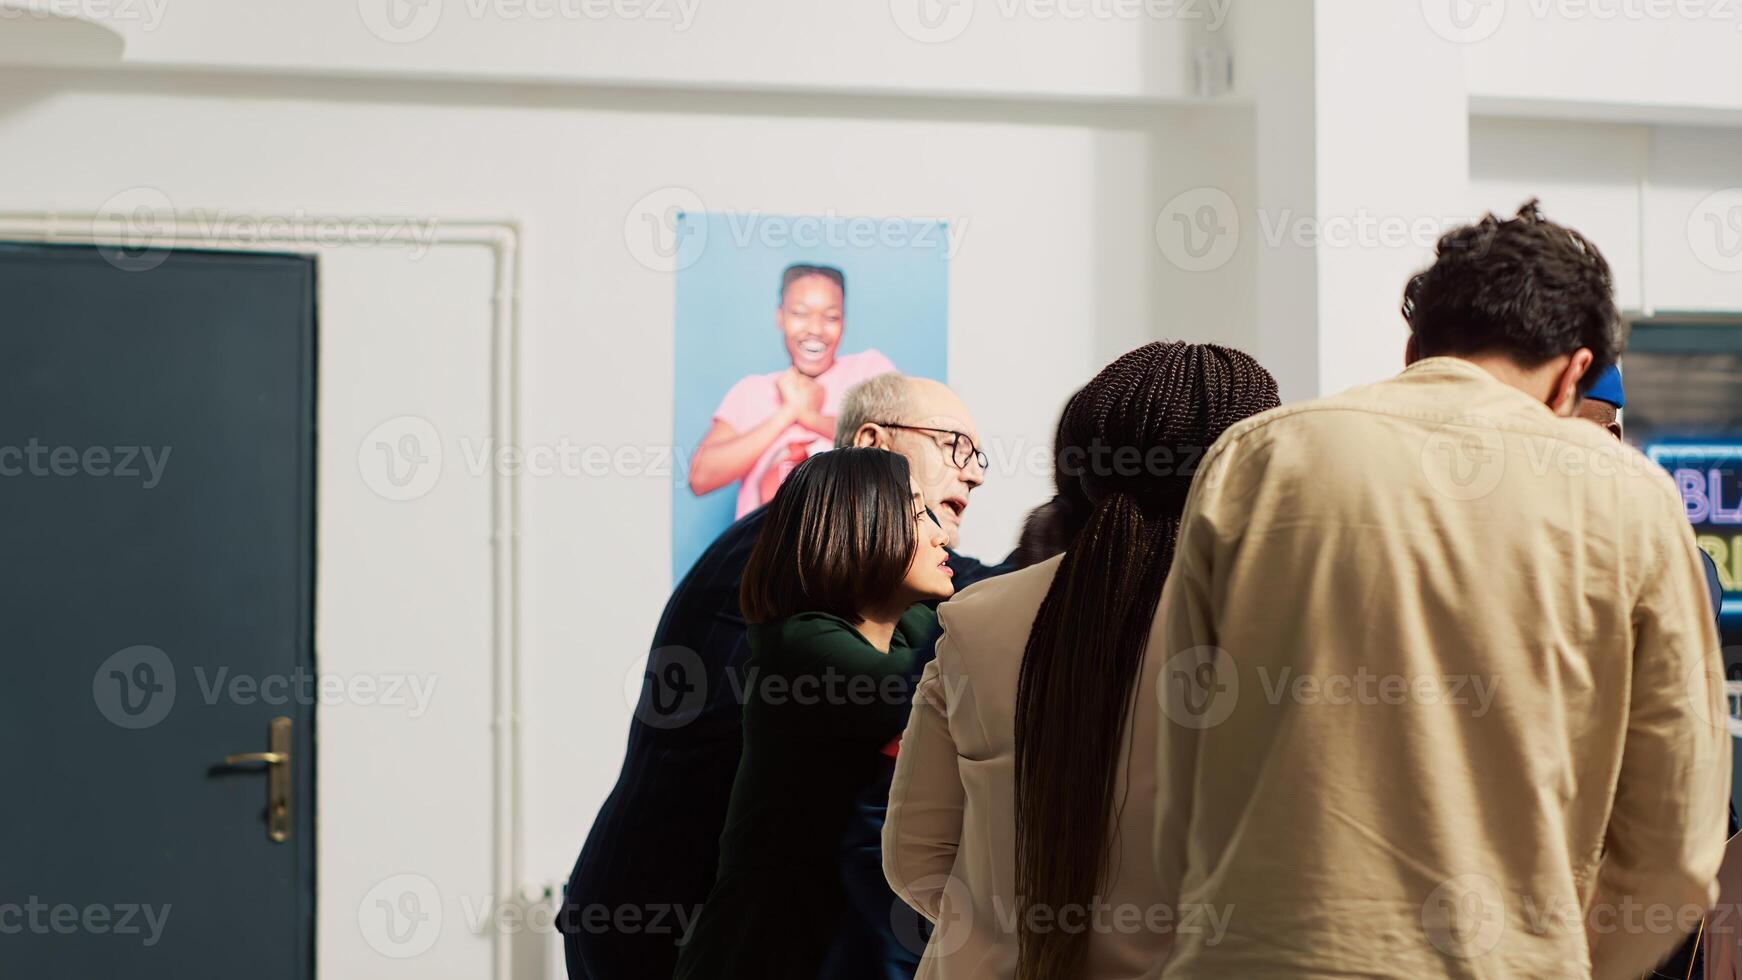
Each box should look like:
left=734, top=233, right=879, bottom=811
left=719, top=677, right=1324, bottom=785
left=711, top=349, right=897, bottom=517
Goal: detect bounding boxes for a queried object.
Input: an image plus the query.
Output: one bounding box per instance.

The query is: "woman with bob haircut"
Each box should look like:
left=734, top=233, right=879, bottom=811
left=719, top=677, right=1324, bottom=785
left=674, top=445, right=958, bottom=980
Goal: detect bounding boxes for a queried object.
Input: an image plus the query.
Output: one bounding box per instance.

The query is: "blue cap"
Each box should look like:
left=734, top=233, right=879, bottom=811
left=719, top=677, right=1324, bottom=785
left=1586, top=364, right=1624, bottom=408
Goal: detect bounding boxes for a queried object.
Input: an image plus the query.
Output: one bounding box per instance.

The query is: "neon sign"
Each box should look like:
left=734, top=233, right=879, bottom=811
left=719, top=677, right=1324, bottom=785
left=1648, top=443, right=1742, bottom=616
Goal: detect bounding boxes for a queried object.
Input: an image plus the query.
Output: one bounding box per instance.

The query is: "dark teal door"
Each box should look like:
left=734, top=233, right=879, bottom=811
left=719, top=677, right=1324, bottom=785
left=0, top=243, right=317, bottom=978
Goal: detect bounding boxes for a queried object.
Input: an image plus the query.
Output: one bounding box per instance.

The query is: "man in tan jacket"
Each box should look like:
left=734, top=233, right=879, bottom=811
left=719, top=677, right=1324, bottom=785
left=1153, top=202, right=1731, bottom=979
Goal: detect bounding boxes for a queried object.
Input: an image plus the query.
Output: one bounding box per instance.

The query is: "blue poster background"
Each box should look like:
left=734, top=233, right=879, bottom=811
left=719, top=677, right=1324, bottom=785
left=671, top=212, right=950, bottom=578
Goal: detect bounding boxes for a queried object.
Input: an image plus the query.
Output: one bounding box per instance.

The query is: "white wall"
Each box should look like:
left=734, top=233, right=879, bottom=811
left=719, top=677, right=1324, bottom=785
left=1643, top=126, right=1742, bottom=312
left=1469, top=117, right=1652, bottom=310
left=317, top=245, right=499, bottom=978
left=1470, top=117, right=1742, bottom=315
left=1308, top=0, right=1468, bottom=397
left=1460, top=2, right=1742, bottom=118
left=50, top=0, right=1234, bottom=101
left=1233, top=0, right=1470, bottom=401
left=0, top=63, right=1255, bottom=975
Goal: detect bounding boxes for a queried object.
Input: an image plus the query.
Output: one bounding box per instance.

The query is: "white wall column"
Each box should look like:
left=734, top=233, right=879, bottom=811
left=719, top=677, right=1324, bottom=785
left=1248, top=0, right=1470, bottom=399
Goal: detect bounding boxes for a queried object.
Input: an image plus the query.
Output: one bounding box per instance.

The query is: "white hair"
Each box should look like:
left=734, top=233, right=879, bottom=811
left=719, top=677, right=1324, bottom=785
left=834, top=372, right=910, bottom=449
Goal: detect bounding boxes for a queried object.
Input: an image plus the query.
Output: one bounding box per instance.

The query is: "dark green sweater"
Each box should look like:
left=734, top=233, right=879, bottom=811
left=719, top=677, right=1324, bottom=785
left=674, top=604, right=939, bottom=979
left=717, top=605, right=938, bottom=875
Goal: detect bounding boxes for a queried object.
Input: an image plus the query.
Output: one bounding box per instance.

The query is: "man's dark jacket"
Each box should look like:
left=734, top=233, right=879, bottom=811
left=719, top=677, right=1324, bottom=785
left=560, top=506, right=1006, bottom=980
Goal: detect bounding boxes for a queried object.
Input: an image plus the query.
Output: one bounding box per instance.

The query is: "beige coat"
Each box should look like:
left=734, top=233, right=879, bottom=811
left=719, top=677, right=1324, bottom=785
left=886, top=357, right=1730, bottom=980
left=1151, top=357, right=1730, bottom=979
left=883, top=555, right=1175, bottom=979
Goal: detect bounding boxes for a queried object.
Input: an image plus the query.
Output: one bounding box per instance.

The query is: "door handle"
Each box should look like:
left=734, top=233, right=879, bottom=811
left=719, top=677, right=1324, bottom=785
left=223, top=752, right=286, bottom=766
left=221, top=716, right=292, bottom=843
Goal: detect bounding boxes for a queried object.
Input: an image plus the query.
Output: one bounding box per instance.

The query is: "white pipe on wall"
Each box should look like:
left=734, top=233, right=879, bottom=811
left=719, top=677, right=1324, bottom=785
left=487, top=223, right=525, bottom=980
left=0, top=210, right=526, bottom=980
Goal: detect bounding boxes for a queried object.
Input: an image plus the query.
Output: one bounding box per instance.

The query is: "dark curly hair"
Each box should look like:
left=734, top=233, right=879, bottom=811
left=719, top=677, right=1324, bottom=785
left=1403, top=199, right=1623, bottom=393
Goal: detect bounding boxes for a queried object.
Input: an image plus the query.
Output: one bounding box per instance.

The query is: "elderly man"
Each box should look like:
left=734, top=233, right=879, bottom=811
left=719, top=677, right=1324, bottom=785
left=562, top=373, right=1001, bottom=980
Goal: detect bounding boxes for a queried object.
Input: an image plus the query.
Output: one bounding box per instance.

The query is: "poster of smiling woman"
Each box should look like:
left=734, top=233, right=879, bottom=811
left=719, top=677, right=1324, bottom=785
left=670, top=211, right=951, bottom=577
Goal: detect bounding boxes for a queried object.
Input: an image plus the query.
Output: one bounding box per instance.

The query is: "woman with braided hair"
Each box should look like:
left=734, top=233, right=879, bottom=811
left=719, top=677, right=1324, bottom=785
left=881, top=341, right=1280, bottom=979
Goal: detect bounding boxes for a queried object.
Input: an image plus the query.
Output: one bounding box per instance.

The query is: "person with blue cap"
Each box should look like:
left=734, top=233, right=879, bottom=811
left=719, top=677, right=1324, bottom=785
left=1576, top=362, right=1734, bottom=980
left=1577, top=362, right=1626, bottom=439
left=1577, top=363, right=1723, bottom=619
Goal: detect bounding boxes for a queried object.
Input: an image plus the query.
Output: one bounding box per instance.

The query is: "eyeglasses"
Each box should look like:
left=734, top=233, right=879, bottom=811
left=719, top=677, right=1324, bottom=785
left=871, top=423, right=988, bottom=473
